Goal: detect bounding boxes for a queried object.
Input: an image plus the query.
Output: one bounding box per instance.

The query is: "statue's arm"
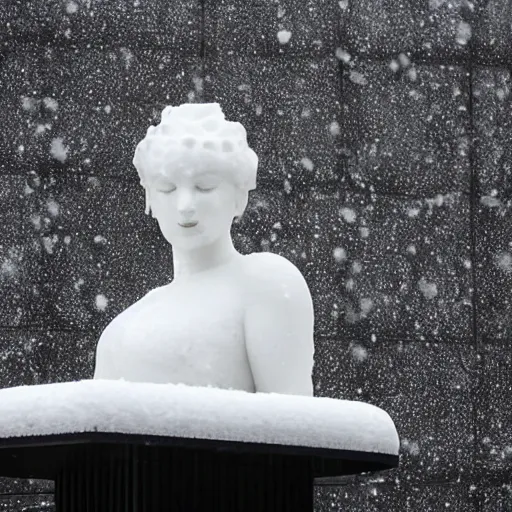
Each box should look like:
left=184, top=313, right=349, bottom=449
left=244, top=253, right=315, bottom=396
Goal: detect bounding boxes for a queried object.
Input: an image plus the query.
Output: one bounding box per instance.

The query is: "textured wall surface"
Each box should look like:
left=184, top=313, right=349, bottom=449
left=0, top=0, right=511, bottom=510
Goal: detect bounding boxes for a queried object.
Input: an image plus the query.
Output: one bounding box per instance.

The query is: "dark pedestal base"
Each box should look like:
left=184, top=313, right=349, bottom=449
left=55, top=443, right=313, bottom=512
left=0, top=431, right=398, bottom=512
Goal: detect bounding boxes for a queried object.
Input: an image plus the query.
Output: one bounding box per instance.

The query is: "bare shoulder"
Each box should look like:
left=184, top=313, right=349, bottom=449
left=101, top=286, right=166, bottom=336
left=242, top=252, right=312, bottom=300
left=243, top=251, right=304, bottom=278
left=241, top=252, right=315, bottom=396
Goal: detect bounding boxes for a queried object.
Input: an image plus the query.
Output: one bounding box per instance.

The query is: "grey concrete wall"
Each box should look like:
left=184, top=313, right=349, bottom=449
left=0, top=0, right=511, bottom=510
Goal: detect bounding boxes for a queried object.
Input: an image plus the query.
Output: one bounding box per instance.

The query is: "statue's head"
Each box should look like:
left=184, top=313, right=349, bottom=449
left=133, top=103, right=258, bottom=250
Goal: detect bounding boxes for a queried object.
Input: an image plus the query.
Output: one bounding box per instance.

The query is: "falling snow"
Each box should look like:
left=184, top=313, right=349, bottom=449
left=95, top=294, right=109, bottom=311
left=50, top=138, right=69, bottom=162
left=333, top=247, right=347, bottom=263
left=329, top=121, right=341, bottom=136
left=300, top=157, right=314, bottom=171
left=277, top=30, right=292, bottom=44
left=496, top=252, right=512, bottom=273
left=350, top=344, right=368, bottom=362
left=340, top=207, right=357, bottom=223
left=418, top=277, right=438, bottom=299
left=66, top=1, right=79, bottom=14
left=43, top=97, right=59, bottom=112
left=456, top=21, right=472, bottom=46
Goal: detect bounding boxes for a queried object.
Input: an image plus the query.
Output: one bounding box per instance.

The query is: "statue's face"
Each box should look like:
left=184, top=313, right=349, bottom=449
left=149, top=165, right=239, bottom=251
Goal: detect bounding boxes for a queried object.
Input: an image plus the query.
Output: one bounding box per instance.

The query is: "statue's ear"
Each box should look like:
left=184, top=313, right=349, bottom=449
left=234, top=189, right=249, bottom=218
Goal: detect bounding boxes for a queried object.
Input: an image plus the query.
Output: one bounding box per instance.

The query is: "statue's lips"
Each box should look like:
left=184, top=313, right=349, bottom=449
left=179, top=221, right=198, bottom=228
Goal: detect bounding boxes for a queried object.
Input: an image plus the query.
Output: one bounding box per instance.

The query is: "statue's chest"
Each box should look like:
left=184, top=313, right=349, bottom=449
left=114, top=279, right=252, bottom=389
left=128, top=282, right=243, bottom=348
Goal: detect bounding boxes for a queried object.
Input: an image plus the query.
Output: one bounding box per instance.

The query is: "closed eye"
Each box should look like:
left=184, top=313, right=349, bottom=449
left=196, top=186, right=216, bottom=192
left=157, top=185, right=177, bottom=194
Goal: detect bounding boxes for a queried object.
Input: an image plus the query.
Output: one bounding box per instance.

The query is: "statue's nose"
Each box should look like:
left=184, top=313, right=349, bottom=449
left=177, top=190, right=196, bottom=218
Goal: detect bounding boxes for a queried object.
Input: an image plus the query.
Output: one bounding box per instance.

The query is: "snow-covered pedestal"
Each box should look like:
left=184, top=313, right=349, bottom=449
left=0, top=380, right=398, bottom=511
left=0, top=102, right=399, bottom=509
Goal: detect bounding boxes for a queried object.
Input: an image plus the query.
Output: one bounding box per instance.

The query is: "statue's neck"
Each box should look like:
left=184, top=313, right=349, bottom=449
left=172, top=235, right=239, bottom=280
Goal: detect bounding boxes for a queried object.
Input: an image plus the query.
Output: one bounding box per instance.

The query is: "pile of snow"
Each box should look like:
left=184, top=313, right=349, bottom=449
left=0, top=380, right=398, bottom=456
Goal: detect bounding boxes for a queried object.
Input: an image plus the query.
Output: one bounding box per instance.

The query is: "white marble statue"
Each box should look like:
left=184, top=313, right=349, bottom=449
left=93, top=103, right=315, bottom=396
